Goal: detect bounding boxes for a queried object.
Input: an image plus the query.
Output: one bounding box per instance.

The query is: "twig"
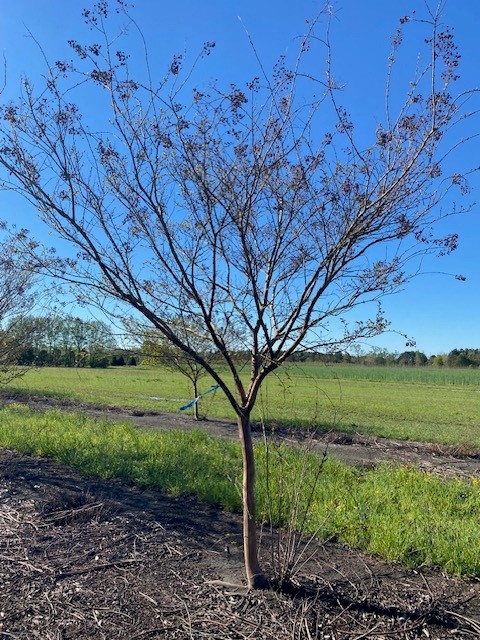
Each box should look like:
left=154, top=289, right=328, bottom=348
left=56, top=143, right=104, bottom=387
left=0, top=554, right=47, bottom=574
left=352, top=620, right=382, bottom=639
left=445, top=610, right=480, bottom=635
left=56, top=557, right=143, bottom=578
left=43, top=502, right=105, bottom=523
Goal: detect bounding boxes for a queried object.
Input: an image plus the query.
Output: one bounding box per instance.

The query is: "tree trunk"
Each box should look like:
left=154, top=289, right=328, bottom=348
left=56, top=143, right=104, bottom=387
left=237, top=411, right=269, bottom=589
left=193, top=380, right=200, bottom=421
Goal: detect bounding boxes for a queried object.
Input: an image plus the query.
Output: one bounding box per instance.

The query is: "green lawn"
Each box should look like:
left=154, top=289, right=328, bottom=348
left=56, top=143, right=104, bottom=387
left=4, top=363, right=480, bottom=446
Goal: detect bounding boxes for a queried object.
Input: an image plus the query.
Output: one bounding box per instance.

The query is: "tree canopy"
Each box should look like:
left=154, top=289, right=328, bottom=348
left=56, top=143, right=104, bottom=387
left=10, top=315, right=118, bottom=367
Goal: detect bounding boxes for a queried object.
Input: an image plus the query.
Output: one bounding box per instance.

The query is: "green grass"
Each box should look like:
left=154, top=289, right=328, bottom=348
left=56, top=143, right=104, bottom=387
left=5, top=364, right=480, bottom=447
left=292, top=364, right=480, bottom=386
left=6, top=366, right=191, bottom=412
left=0, top=403, right=241, bottom=510
left=1, top=404, right=480, bottom=576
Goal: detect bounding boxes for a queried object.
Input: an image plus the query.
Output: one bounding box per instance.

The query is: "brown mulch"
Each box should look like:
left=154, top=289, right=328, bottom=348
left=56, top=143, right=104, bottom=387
left=1, top=391, right=480, bottom=638
left=1, top=448, right=480, bottom=639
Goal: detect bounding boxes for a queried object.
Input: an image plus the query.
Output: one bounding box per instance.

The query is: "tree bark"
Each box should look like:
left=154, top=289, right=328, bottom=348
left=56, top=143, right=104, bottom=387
left=237, top=411, right=269, bottom=589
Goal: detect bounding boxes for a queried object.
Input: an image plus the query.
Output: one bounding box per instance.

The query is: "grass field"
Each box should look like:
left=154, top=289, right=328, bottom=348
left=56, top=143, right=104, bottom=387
left=5, top=364, right=480, bottom=446
left=1, top=404, right=479, bottom=577
left=3, top=365, right=480, bottom=577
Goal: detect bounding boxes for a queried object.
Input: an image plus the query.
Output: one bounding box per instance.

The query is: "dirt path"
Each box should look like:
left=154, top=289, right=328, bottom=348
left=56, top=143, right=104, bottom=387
left=4, top=390, right=480, bottom=479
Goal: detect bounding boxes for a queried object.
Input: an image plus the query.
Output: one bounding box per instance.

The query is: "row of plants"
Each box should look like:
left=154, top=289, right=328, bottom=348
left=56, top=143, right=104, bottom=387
left=284, top=364, right=480, bottom=385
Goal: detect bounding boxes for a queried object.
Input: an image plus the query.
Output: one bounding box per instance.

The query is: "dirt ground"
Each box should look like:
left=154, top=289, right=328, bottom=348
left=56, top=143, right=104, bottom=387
left=1, top=392, right=480, bottom=638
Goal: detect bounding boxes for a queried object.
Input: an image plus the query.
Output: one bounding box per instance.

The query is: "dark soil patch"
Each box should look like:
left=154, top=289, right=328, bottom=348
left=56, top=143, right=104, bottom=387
left=1, top=448, right=480, bottom=639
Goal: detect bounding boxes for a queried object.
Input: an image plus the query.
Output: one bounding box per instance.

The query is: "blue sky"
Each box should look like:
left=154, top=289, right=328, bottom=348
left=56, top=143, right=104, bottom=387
left=0, top=0, right=478, bottom=356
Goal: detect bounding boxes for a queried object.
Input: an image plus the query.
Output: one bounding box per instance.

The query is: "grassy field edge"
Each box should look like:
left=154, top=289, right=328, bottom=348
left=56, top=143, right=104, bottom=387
left=1, top=404, right=480, bottom=578
left=4, top=364, right=480, bottom=447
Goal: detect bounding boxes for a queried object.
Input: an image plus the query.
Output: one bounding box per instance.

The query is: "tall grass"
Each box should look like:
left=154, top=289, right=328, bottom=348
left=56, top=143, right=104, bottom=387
left=1, top=404, right=480, bottom=577
left=0, top=404, right=241, bottom=510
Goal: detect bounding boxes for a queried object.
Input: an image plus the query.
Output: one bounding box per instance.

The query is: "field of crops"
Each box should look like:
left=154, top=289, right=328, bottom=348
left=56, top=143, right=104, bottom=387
left=5, top=364, right=480, bottom=447
left=295, top=364, right=480, bottom=385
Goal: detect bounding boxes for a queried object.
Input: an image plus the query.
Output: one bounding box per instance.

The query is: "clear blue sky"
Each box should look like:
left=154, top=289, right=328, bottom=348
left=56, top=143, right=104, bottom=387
left=0, top=0, right=478, bottom=356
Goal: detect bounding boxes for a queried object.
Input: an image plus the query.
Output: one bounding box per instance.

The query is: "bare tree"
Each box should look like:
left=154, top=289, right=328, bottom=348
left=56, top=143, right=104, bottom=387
left=0, top=2, right=477, bottom=587
left=0, top=229, right=39, bottom=380
left=138, top=318, right=211, bottom=421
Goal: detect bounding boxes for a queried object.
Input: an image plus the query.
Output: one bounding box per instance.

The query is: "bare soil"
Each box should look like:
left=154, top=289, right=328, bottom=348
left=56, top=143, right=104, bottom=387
left=1, top=392, right=480, bottom=638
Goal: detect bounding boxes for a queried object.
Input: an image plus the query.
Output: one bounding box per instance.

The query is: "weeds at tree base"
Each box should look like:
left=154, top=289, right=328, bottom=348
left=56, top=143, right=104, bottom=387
left=260, top=423, right=330, bottom=589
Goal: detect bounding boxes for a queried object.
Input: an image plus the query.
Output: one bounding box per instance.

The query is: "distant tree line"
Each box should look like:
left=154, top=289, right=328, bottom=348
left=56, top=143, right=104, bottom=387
left=288, top=348, right=480, bottom=368
left=7, top=316, right=480, bottom=370
left=140, top=344, right=480, bottom=369
left=439, top=349, right=480, bottom=369
left=8, top=315, right=138, bottom=368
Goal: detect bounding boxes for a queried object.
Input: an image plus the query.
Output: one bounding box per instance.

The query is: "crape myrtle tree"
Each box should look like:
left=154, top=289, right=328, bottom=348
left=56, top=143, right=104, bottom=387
left=0, top=1, right=477, bottom=587
left=138, top=315, right=212, bottom=421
